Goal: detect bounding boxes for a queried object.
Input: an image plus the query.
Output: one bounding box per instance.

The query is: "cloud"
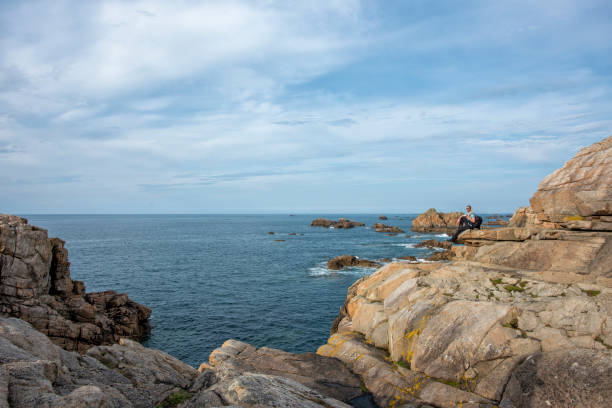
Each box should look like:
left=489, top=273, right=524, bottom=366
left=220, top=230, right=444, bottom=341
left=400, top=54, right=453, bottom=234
left=1, top=0, right=611, bottom=213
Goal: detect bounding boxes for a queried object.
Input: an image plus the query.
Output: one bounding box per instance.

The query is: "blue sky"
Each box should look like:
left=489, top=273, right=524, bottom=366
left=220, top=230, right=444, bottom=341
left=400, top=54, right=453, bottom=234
left=1, top=0, right=611, bottom=214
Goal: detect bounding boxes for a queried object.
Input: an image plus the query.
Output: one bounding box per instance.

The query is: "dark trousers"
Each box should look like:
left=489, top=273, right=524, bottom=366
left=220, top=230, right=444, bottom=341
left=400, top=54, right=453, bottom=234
left=450, top=217, right=474, bottom=242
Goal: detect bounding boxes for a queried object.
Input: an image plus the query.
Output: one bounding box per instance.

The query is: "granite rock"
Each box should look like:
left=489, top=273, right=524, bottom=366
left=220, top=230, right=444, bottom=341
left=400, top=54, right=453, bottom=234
left=0, top=215, right=150, bottom=352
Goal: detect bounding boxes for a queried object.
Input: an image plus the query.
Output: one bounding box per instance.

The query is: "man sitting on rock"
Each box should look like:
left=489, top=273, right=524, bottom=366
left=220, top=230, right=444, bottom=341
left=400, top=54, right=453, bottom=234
left=449, top=205, right=478, bottom=243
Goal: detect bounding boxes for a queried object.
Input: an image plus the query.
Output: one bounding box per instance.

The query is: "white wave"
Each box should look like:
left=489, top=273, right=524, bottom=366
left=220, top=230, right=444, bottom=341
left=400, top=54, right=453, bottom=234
left=308, top=265, right=377, bottom=277
left=416, top=258, right=435, bottom=263
left=392, top=243, right=415, bottom=248
left=435, top=233, right=449, bottom=238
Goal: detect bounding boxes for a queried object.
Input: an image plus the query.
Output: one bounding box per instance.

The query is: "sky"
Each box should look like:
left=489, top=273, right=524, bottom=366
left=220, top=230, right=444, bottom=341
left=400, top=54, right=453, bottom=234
left=1, top=0, right=611, bottom=214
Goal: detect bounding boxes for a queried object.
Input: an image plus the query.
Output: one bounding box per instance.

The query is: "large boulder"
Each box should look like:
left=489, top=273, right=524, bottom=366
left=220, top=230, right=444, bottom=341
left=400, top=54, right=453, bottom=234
left=411, top=209, right=463, bottom=233
left=530, top=135, right=612, bottom=228
left=0, top=215, right=151, bottom=352
left=208, top=339, right=365, bottom=403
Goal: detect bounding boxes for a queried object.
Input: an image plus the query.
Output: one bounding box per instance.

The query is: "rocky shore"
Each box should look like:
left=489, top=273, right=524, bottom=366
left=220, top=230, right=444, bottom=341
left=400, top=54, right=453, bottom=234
left=1, top=136, right=611, bottom=408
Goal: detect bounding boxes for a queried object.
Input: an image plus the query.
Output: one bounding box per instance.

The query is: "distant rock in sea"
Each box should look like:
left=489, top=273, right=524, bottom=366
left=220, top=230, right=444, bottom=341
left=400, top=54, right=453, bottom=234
left=411, top=208, right=463, bottom=233
left=327, top=255, right=380, bottom=270
left=311, top=218, right=365, bottom=229
left=372, top=223, right=405, bottom=233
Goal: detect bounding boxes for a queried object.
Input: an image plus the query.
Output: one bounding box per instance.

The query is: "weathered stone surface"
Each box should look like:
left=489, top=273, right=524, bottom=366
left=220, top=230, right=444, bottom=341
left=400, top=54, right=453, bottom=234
left=214, top=372, right=352, bottom=408
left=324, top=259, right=612, bottom=406
left=327, top=255, right=381, bottom=270
left=208, top=339, right=364, bottom=403
left=0, top=316, right=154, bottom=408
left=411, top=209, right=463, bottom=233
left=530, top=135, right=612, bottom=226
left=0, top=215, right=151, bottom=352
left=500, top=349, right=612, bottom=408
left=86, top=338, right=197, bottom=402
left=453, top=233, right=612, bottom=280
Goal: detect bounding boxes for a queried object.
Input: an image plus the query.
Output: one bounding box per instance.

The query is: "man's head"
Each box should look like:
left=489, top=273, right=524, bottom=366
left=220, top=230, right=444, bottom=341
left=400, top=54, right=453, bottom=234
left=466, top=205, right=472, bottom=212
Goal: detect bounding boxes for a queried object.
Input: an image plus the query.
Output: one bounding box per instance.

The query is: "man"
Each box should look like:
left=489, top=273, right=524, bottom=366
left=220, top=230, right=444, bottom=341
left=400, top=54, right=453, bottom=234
left=449, top=205, right=477, bottom=243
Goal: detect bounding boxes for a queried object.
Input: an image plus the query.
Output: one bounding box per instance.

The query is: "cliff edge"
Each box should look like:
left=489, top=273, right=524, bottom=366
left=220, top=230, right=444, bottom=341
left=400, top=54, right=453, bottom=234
left=0, top=214, right=151, bottom=352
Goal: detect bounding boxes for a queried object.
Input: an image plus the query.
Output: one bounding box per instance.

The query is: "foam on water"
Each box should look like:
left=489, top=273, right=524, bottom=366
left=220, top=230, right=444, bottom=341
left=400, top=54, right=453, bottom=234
left=435, top=233, right=450, bottom=238
left=308, top=264, right=376, bottom=277
left=392, top=243, right=416, bottom=248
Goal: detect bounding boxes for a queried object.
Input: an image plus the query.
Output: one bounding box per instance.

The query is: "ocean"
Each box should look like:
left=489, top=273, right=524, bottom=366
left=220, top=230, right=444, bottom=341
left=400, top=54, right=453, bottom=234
left=25, top=214, right=451, bottom=367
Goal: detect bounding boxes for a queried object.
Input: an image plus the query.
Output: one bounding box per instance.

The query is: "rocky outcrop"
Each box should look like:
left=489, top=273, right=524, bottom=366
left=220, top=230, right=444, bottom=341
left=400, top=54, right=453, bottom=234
left=0, top=316, right=354, bottom=408
left=372, top=223, right=405, bottom=233
left=414, top=239, right=452, bottom=250
left=319, top=261, right=612, bottom=407
left=530, top=135, right=612, bottom=229
left=311, top=218, right=365, bottom=229
left=317, top=136, right=612, bottom=407
left=378, top=215, right=388, bottom=220
left=0, top=215, right=150, bottom=352
left=411, top=208, right=463, bottom=233
left=327, top=255, right=381, bottom=270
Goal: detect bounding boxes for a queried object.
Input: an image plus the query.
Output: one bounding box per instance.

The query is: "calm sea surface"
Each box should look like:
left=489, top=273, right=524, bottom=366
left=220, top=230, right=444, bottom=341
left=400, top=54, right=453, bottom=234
left=24, top=214, right=451, bottom=367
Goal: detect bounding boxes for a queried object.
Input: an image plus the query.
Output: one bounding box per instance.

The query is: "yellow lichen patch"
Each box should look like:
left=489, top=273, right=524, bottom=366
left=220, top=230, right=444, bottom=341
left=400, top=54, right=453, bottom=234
left=355, top=354, right=363, bottom=361
left=562, top=215, right=585, bottom=221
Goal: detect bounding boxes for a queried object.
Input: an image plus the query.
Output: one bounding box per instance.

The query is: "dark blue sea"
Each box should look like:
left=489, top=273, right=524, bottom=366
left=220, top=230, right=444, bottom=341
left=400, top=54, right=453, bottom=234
left=24, top=214, right=454, bottom=367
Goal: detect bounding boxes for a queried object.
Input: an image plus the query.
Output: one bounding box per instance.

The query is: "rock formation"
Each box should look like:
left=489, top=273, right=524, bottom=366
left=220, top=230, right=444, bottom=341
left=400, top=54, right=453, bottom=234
left=378, top=215, right=388, bottom=220
left=411, top=208, right=463, bottom=233
left=0, top=214, right=151, bottom=352
left=311, top=218, right=365, bottom=229
left=0, top=316, right=357, bottom=408
left=317, top=136, right=612, bottom=407
left=529, top=135, right=612, bottom=229
left=372, top=223, right=405, bottom=233
left=319, top=261, right=612, bottom=408
left=327, top=255, right=381, bottom=270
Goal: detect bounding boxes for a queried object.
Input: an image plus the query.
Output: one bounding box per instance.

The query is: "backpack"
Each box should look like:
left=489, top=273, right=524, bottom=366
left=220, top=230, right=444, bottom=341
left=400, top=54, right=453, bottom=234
left=472, top=215, right=482, bottom=229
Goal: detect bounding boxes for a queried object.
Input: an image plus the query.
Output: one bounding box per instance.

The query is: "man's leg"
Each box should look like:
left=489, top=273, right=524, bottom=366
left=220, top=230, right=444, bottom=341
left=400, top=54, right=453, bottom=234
left=450, top=225, right=468, bottom=242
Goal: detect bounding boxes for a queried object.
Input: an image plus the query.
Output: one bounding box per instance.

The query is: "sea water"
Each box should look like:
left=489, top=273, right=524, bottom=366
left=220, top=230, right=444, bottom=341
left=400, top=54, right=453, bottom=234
left=25, top=214, right=449, bottom=367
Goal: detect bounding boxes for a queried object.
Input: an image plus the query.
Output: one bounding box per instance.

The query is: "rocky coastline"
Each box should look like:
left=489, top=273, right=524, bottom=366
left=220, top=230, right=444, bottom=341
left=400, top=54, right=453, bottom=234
left=1, top=136, right=611, bottom=407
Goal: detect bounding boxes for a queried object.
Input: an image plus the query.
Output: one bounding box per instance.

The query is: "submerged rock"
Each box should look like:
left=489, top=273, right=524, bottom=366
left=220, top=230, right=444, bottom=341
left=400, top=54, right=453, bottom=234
left=0, top=215, right=150, bottom=352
